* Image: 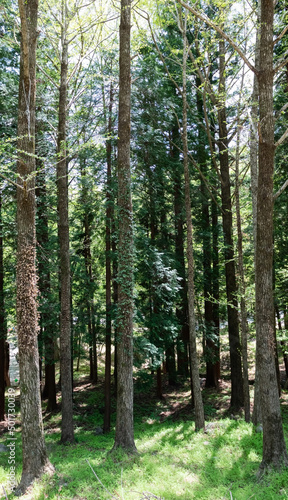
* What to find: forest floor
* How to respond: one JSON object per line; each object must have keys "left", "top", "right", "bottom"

{"left": 1, "top": 357, "right": 288, "bottom": 499}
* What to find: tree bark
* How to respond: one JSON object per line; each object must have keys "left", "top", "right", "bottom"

{"left": 80, "top": 158, "right": 97, "bottom": 384}
{"left": 104, "top": 82, "right": 114, "bottom": 433}
{"left": 195, "top": 77, "right": 218, "bottom": 388}
{"left": 112, "top": 0, "right": 136, "bottom": 452}
{"left": 57, "top": 18, "right": 74, "bottom": 443}
{"left": 251, "top": 0, "right": 262, "bottom": 429}
{"left": 235, "top": 101, "right": 250, "bottom": 423}
{"left": 36, "top": 158, "right": 57, "bottom": 412}
{"left": 218, "top": 39, "right": 243, "bottom": 410}
{"left": 256, "top": 0, "right": 288, "bottom": 470}
{"left": 173, "top": 145, "right": 189, "bottom": 378}
{"left": 182, "top": 15, "right": 205, "bottom": 431}
{"left": 210, "top": 118, "right": 220, "bottom": 386}
{"left": 16, "top": 0, "right": 53, "bottom": 492}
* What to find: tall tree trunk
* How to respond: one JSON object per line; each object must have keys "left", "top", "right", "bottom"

{"left": 104, "top": 82, "right": 114, "bottom": 433}
{"left": 182, "top": 14, "right": 204, "bottom": 430}
{"left": 57, "top": 22, "right": 74, "bottom": 443}
{"left": 195, "top": 77, "right": 217, "bottom": 388}
{"left": 256, "top": 0, "right": 288, "bottom": 469}
{"left": 112, "top": 215, "right": 118, "bottom": 393}
{"left": 36, "top": 162, "right": 57, "bottom": 412}
{"left": 218, "top": 39, "right": 243, "bottom": 410}
{"left": 0, "top": 189, "right": 6, "bottom": 421}
{"left": 16, "top": 0, "right": 53, "bottom": 492}
{"left": 80, "top": 158, "right": 97, "bottom": 384}
{"left": 251, "top": 0, "right": 262, "bottom": 429}
{"left": 235, "top": 76, "right": 250, "bottom": 421}
{"left": 112, "top": 0, "right": 136, "bottom": 452}
{"left": 211, "top": 196, "right": 220, "bottom": 382}
{"left": 173, "top": 137, "right": 189, "bottom": 378}
{"left": 210, "top": 118, "right": 220, "bottom": 385}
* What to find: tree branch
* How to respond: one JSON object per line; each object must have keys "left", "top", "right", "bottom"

{"left": 274, "top": 55, "right": 288, "bottom": 75}
{"left": 37, "top": 64, "right": 59, "bottom": 89}
{"left": 274, "top": 24, "right": 288, "bottom": 45}
{"left": 275, "top": 127, "right": 288, "bottom": 147}
{"left": 176, "top": 0, "right": 257, "bottom": 75}
{"left": 274, "top": 179, "right": 288, "bottom": 200}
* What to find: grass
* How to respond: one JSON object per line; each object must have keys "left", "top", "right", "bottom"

{"left": 1, "top": 364, "right": 288, "bottom": 499}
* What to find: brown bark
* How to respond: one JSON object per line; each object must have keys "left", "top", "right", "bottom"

{"left": 16, "top": 0, "right": 53, "bottom": 492}
{"left": 210, "top": 117, "right": 221, "bottom": 385}
{"left": 251, "top": 0, "right": 262, "bottom": 429}
{"left": 80, "top": 159, "right": 97, "bottom": 384}
{"left": 256, "top": 0, "right": 288, "bottom": 470}
{"left": 182, "top": 16, "right": 204, "bottom": 430}
{"left": 104, "top": 82, "right": 114, "bottom": 433}
{"left": 112, "top": 0, "right": 136, "bottom": 452}
{"left": 173, "top": 156, "right": 189, "bottom": 378}
{"left": 218, "top": 40, "right": 243, "bottom": 410}
{"left": 211, "top": 199, "right": 220, "bottom": 375}
{"left": 36, "top": 160, "right": 57, "bottom": 412}
{"left": 112, "top": 217, "right": 118, "bottom": 393}
{"left": 156, "top": 367, "right": 162, "bottom": 399}
{"left": 166, "top": 345, "right": 177, "bottom": 386}
{"left": 235, "top": 100, "right": 250, "bottom": 423}
{"left": 169, "top": 123, "right": 189, "bottom": 378}
{"left": 195, "top": 77, "right": 218, "bottom": 388}
{"left": 57, "top": 23, "right": 74, "bottom": 443}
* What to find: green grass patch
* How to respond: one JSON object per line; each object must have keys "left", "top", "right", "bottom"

{"left": 1, "top": 376, "right": 288, "bottom": 499}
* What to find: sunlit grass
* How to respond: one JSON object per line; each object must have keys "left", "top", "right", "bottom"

{"left": 1, "top": 370, "right": 288, "bottom": 499}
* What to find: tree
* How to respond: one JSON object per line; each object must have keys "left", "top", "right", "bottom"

{"left": 255, "top": 0, "right": 288, "bottom": 470}
{"left": 38, "top": 0, "right": 108, "bottom": 442}
{"left": 177, "top": 0, "right": 288, "bottom": 470}
{"left": 16, "top": 0, "right": 53, "bottom": 491}
{"left": 104, "top": 79, "right": 114, "bottom": 433}
{"left": 56, "top": 4, "right": 74, "bottom": 442}
{"left": 36, "top": 153, "right": 57, "bottom": 412}
{"left": 180, "top": 10, "right": 205, "bottom": 431}
{"left": 112, "top": 0, "right": 137, "bottom": 452}
{"left": 217, "top": 38, "right": 243, "bottom": 409}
